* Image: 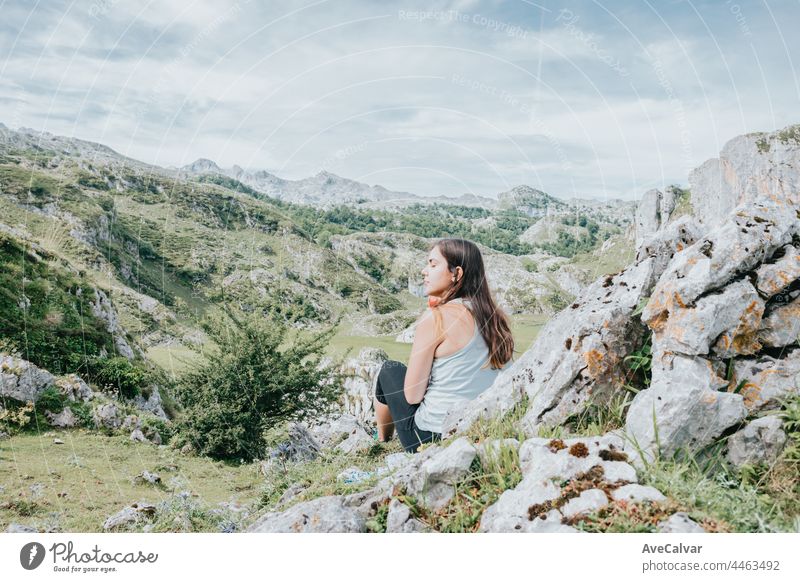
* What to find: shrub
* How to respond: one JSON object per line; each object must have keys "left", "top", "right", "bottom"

{"left": 173, "top": 310, "right": 347, "bottom": 462}
{"left": 87, "top": 357, "right": 147, "bottom": 399}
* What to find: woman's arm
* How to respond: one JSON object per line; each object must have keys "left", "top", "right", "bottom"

{"left": 403, "top": 309, "right": 442, "bottom": 404}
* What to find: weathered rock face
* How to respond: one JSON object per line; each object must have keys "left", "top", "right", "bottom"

{"left": 726, "top": 416, "right": 787, "bottom": 468}
{"left": 642, "top": 200, "right": 798, "bottom": 331}
{"left": 689, "top": 125, "right": 800, "bottom": 231}
{"left": 625, "top": 126, "right": 800, "bottom": 461}
{"left": 635, "top": 187, "right": 679, "bottom": 248}
{"left": 652, "top": 280, "right": 763, "bottom": 356}
{"left": 625, "top": 354, "right": 747, "bottom": 461}
{"left": 246, "top": 496, "right": 366, "bottom": 533}
{"left": 1, "top": 354, "right": 56, "bottom": 403}
{"left": 756, "top": 244, "right": 800, "bottom": 297}
{"left": 93, "top": 403, "right": 122, "bottom": 430}
{"left": 444, "top": 209, "right": 701, "bottom": 438}
{"left": 131, "top": 385, "right": 167, "bottom": 419}
{"left": 404, "top": 437, "right": 477, "bottom": 511}
{"left": 46, "top": 407, "right": 78, "bottom": 428}
{"left": 339, "top": 348, "right": 388, "bottom": 422}
{"left": 730, "top": 350, "right": 800, "bottom": 411}
{"left": 91, "top": 288, "right": 136, "bottom": 360}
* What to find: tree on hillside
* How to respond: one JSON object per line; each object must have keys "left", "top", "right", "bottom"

{"left": 174, "top": 307, "right": 348, "bottom": 462}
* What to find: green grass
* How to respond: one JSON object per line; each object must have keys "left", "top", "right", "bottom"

{"left": 0, "top": 431, "right": 263, "bottom": 532}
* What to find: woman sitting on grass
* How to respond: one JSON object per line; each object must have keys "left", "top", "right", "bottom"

{"left": 373, "top": 238, "right": 515, "bottom": 453}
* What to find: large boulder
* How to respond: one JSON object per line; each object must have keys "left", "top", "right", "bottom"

{"left": 405, "top": 437, "right": 477, "bottom": 511}
{"left": 246, "top": 495, "right": 365, "bottom": 533}
{"left": 1, "top": 354, "right": 56, "bottom": 403}
{"left": 479, "top": 433, "right": 660, "bottom": 532}
{"left": 626, "top": 353, "right": 747, "bottom": 461}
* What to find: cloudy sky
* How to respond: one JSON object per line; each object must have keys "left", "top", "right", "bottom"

{"left": 1, "top": 0, "right": 798, "bottom": 200}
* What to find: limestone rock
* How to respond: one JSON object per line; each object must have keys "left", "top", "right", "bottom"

{"left": 310, "top": 414, "right": 370, "bottom": 451}
{"left": 130, "top": 429, "right": 148, "bottom": 443}
{"left": 658, "top": 512, "right": 705, "bottom": 533}
{"left": 652, "top": 280, "right": 763, "bottom": 356}
{"left": 131, "top": 385, "right": 167, "bottom": 419}
{"left": 756, "top": 244, "right": 800, "bottom": 297}
{"left": 688, "top": 124, "right": 800, "bottom": 231}
{"left": 635, "top": 187, "right": 679, "bottom": 249}
{"left": 385, "top": 498, "right": 429, "bottom": 533}
{"left": 93, "top": 403, "right": 121, "bottom": 430}
{"left": 758, "top": 295, "right": 800, "bottom": 349}
{"left": 91, "top": 288, "right": 135, "bottom": 359}
{"left": 103, "top": 501, "right": 157, "bottom": 531}
{"left": 267, "top": 423, "right": 321, "bottom": 463}
{"left": 626, "top": 353, "right": 747, "bottom": 461}
{"left": 46, "top": 407, "right": 77, "bottom": 428}
{"left": 732, "top": 350, "right": 800, "bottom": 410}
{"left": 643, "top": 199, "right": 798, "bottom": 329}
{"left": 611, "top": 484, "right": 666, "bottom": 503}
{"left": 560, "top": 488, "right": 608, "bottom": 518}
{"left": 726, "top": 416, "right": 787, "bottom": 467}
{"left": 519, "top": 434, "right": 633, "bottom": 484}
{"left": 634, "top": 215, "right": 703, "bottom": 278}
{"left": 334, "top": 425, "right": 374, "bottom": 455}
{"left": 340, "top": 348, "right": 388, "bottom": 422}
{"left": 136, "top": 471, "right": 161, "bottom": 485}
{"left": 0, "top": 354, "right": 55, "bottom": 403}
{"left": 6, "top": 523, "right": 39, "bottom": 533}
{"left": 405, "top": 437, "right": 476, "bottom": 511}
{"left": 54, "top": 374, "right": 93, "bottom": 402}
{"left": 246, "top": 495, "right": 365, "bottom": 533}
{"left": 478, "top": 477, "right": 561, "bottom": 532}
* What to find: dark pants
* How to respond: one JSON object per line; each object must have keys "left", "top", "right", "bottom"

{"left": 374, "top": 360, "right": 441, "bottom": 453}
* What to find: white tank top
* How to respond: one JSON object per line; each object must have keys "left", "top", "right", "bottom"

{"left": 414, "top": 298, "right": 505, "bottom": 433}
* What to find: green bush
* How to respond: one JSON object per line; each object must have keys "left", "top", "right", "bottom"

{"left": 87, "top": 357, "right": 147, "bottom": 399}
{"left": 36, "top": 386, "right": 67, "bottom": 413}
{"left": 173, "top": 310, "right": 346, "bottom": 462}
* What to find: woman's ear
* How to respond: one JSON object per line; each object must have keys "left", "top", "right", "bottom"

{"left": 454, "top": 266, "right": 463, "bottom": 282}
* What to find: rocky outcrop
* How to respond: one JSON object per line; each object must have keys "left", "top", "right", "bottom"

{"left": 624, "top": 124, "right": 800, "bottom": 461}
{"left": 635, "top": 187, "right": 679, "bottom": 248}
{"left": 91, "top": 288, "right": 135, "bottom": 360}
{"left": 1, "top": 354, "right": 56, "bottom": 403}
{"left": 689, "top": 126, "right": 800, "bottom": 230}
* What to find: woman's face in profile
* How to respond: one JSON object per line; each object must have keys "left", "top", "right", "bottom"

{"left": 421, "top": 245, "right": 452, "bottom": 297}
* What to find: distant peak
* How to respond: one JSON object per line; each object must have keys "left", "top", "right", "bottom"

{"left": 183, "top": 158, "right": 221, "bottom": 173}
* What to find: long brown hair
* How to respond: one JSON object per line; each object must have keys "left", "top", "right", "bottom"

{"left": 430, "top": 238, "right": 514, "bottom": 369}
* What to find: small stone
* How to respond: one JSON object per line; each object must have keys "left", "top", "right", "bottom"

{"left": 611, "top": 484, "right": 666, "bottom": 503}
{"left": 658, "top": 512, "right": 705, "bottom": 533}
{"left": 6, "top": 523, "right": 39, "bottom": 533}
{"left": 136, "top": 471, "right": 161, "bottom": 485}
{"left": 53, "top": 438, "right": 64, "bottom": 445}
{"left": 102, "top": 501, "right": 157, "bottom": 531}
{"left": 130, "top": 429, "right": 148, "bottom": 443}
